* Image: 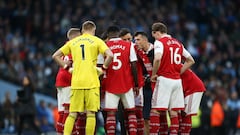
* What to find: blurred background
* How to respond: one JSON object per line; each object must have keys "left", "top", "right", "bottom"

{"left": 0, "top": 0, "right": 240, "bottom": 134}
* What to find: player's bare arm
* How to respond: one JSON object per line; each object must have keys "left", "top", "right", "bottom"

{"left": 151, "top": 52, "right": 162, "bottom": 82}
{"left": 52, "top": 49, "right": 68, "bottom": 69}
{"left": 131, "top": 61, "right": 139, "bottom": 95}
{"left": 103, "top": 49, "right": 113, "bottom": 68}
{"left": 180, "top": 48, "right": 195, "bottom": 74}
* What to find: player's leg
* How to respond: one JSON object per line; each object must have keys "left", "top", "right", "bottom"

{"left": 159, "top": 111, "right": 168, "bottom": 135}
{"left": 62, "top": 86, "right": 81, "bottom": 135}
{"left": 180, "top": 92, "right": 204, "bottom": 135}
{"left": 100, "top": 89, "right": 107, "bottom": 132}
{"left": 74, "top": 112, "right": 86, "bottom": 135}
{"left": 121, "top": 88, "right": 137, "bottom": 135}
{"left": 85, "top": 87, "right": 101, "bottom": 135}
{"left": 150, "top": 77, "right": 170, "bottom": 134}
{"left": 56, "top": 87, "right": 64, "bottom": 135}
{"left": 180, "top": 112, "right": 192, "bottom": 135}
{"left": 169, "top": 79, "right": 185, "bottom": 135}
{"left": 117, "top": 101, "right": 127, "bottom": 135}
{"left": 104, "top": 91, "right": 120, "bottom": 135}
{"left": 143, "top": 84, "right": 152, "bottom": 135}
{"left": 134, "top": 87, "right": 144, "bottom": 135}
{"left": 64, "top": 89, "right": 84, "bottom": 135}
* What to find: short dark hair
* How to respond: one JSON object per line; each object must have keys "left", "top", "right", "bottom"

{"left": 134, "top": 31, "right": 148, "bottom": 38}
{"left": 152, "top": 22, "right": 167, "bottom": 33}
{"left": 100, "top": 31, "right": 108, "bottom": 40}
{"left": 107, "top": 25, "right": 120, "bottom": 34}
{"left": 119, "top": 28, "right": 131, "bottom": 37}
{"left": 107, "top": 25, "right": 120, "bottom": 38}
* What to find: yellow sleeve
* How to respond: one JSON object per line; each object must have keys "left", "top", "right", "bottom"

{"left": 60, "top": 41, "right": 71, "bottom": 55}
{"left": 98, "top": 38, "right": 109, "bottom": 54}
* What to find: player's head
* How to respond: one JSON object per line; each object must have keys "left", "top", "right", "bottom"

{"left": 106, "top": 25, "right": 120, "bottom": 39}
{"left": 119, "top": 28, "right": 132, "bottom": 42}
{"left": 81, "top": 20, "right": 96, "bottom": 35}
{"left": 134, "top": 31, "right": 148, "bottom": 49}
{"left": 101, "top": 31, "right": 108, "bottom": 42}
{"left": 67, "top": 28, "right": 81, "bottom": 40}
{"left": 151, "top": 22, "right": 167, "bottom": 39}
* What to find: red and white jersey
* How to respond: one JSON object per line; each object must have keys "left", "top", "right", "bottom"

{"left": 154, "top": 35, "right": 191, "bottom": 79}
{"left": 136, "top": 43, "right": 155, "bottom": 89}
{"left": 134, "top": 44, "right": 144, "bottom": 88}
{"left": 55, "top": 54, "right": 72, "bottom": 87}
{"left": 136, "top": 43, "right": 154, "bottom": 76}
{"left": 181, "top": 69, "right": 206, "bottom": 97}
{"left": 105, "top": 38, "right": 137, "bottom": 94}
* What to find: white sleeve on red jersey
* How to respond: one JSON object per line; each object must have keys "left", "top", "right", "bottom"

{"left": 130, "top": 42, "right": 137, "bottom": 62}
{"left": 97, "top": 54, "right": 104, "bottom": 64}
{"left": 154, "top": 40, "right": 163, "bottom": 55}
{"left": 182, "top": 47, "right": 191, "bottom": 58}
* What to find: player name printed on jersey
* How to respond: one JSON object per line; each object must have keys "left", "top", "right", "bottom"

{"left": 109, "top": 45, "right": 126, "bottom": 50}
{"left": 166, "top": 39, "right": 181, "bottom": 46}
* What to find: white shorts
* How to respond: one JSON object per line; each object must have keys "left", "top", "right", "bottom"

{"left": 57, "top": 86, "right": 71, "bottom": 111}
{"left": 104, "top": 88, "right": 135, "bottom": 110}
{"left": 135, "top": 87, "right": 143, "bottom": 107}
{"left": 184, "top": 92, "right": 203, "bottom": 116}
{"left": 152, "top": 76, "right": 184, "bottom": 110}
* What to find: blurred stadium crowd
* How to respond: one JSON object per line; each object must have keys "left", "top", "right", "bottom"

{"left": 0, "top": 0, "right": 240, "bottom": 134}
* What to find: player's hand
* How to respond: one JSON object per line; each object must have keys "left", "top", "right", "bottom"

{"left": 151, "top": 74, "right": 158, "bottom": 82}
{"left": 68, "top": 67, "right": 73, "bottom": 73}
{"left": 63, "top": 60, "right": 73, "bottom": 70}
{"left": 133, "top": 86, "right": 139, "bottom": 96}
{"left": 96, "top": 67, "right": 105, "bottom": 76}
{"left": 96, "top": 65, "right": 107, "bottom": 77}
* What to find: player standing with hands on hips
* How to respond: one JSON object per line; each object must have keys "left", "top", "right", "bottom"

{"left": 55, "top": 28, "right": 82, "bottom": 135}
{"left": 52, "top": 21, "right": 113, "bottom": 135}
{"left": 150, "top": 22, "right": 195, "bottom": 135}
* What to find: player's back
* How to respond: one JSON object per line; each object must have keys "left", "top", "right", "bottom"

{"left": 157, "top": 36, "right": 183, "bottom": 79}
{"left": 181, "top": 69, "right": 206, "bottom": 96}
{"left": 105, "top": 38, "right": 133, "bottom": 94}
{"left": 64, "top": 33, "right": 104, "bottom": 89}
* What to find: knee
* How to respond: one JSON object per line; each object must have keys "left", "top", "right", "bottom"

{"left": 86, "top": 111, "right": 96, "bottom": 117}
{"left": 68, "top": 112, "right": 77, "bottom": 119}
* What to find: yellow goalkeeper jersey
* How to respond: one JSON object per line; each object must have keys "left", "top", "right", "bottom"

{"left": 60, "top": 33, "right": 109, "bottom": 89}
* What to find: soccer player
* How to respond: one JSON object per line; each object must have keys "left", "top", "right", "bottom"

{"left": 52, "top": 21, "right": 113, "bottom": 135}
{"left": 55, "top": 28, "right": 80, "bottom": 135}
{"left": 120, "top": 28, "right": 145, "bottom": 135}
{"left": 150, "top": 22, "right": 195, "bottom": 135}
{"left": 119, "top": 28, "right": 133, "bottom": 42}
{"left": 159, "top": 67, "right": 206, "bottom": 135}
{"left": 104, "top": 26, "right": 138, "bottom": 135}
{"left": 134, "top": 31, "right": 154, "bottom": 135}
{"left": 179, "top": 67, "right": 206, "bottom": 135}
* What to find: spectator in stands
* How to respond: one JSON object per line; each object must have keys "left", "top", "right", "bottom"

{"left": 17, "top": 75, "right": 42, "bottom": 135}
{"left": 1, "top": 91, "right": 15, "bottom": 134}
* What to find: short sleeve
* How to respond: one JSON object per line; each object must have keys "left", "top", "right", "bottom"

{"left": 154, "top": 40, "right": 163, "bottom": 55}
{"left": 98, "top": 38, "right": 109, "bottom": 54}
{"left": 60, "top": 41, "right": 71, "bottom": 55}
{"left": 130, "top": 42, "right": 137, "bottom": 62}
